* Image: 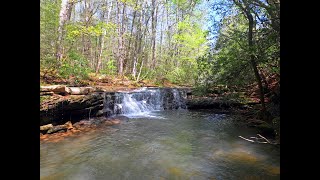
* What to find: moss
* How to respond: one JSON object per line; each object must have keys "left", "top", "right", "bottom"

{"left": 40, "top": 96, "right": 51, "bottom": 103}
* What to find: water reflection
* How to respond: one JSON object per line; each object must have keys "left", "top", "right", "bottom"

{"left": 40, "top": 110, "right": 280, "bottom": 179}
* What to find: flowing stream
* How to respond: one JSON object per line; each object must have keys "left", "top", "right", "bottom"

{"left": 40, "top": 88, "right": 280, "bottom": 180}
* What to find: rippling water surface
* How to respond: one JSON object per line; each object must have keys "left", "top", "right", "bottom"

{"left": 40, "top": 110, "right": 280, "bottom": 180}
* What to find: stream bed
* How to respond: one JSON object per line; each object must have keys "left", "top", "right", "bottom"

{"left": 40, "top": 109, "right": 280, "bottom": 179}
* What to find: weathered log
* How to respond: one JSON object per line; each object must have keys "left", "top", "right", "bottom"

{"left": 40, "top": 85, "right": 71, "bottom": 95}
{"left": 40, "top": 91, "right": 54, "bottom": 96}
{"left": 47, "top": 121, "right": 73, "bottom": 134}
{"left": 239, "top": 134, "right": 278, "bottom": 145}
{"left": 68, "top": 87, "right": 94, "bottom": 95}
{"left": 239, "top": 136, "right": 255, "bottom": 143}
{"left": 257, "top": 134, "right": 272, "bottom": 144}
{"left": 47, "top": 125, "right": 67, "bottom": 134}
{"left": 40, "top": 124, "right": 53, "bottom": 131}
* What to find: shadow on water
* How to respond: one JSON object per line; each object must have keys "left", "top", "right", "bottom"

{"left": 40, "top": 110, "right": 280, "bottom": 180}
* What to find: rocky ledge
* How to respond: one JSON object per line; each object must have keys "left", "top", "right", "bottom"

{"left": 40, "top": 92, "right": 105, "bottom": 126}
{"left": 186, "top": 97, "right": 245, "bottom": 109}
{"left": 40, "top": 118, "right": 121, "bottom": 142}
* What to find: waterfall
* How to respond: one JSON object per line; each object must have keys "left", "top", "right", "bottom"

{"left": 103, "top": 88, "right": 187, "bottom": 117}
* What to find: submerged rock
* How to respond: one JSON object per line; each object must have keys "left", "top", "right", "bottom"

{"left": 247, "top": 119, "right": 274, "bottom": 137}
{"left": 105, "top": 119, "right": 121, "bottom": 126}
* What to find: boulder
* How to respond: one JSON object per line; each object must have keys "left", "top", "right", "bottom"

{"left": 105, "top": 119, "right": 121, "bottom": 126}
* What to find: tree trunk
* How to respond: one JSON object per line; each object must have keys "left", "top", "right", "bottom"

{"left": 95, "top": 2, "right": 108, "bottom": 74}
{"left": 132, "top": 7, "right": 142, "bottom": 79}
{"left": 56, "top": 0, "right": 74, "bottom": 62}
{"left": 246, "top": 5, "right": 266, "bottom": 117}
{"left": 233, "top": 0, "right": 267, "bottom": 119}
{"left": 159, "top": 5, "right": 164, "bottom": 61}
{"left": 40, "top": 85, "right": 71, "bottom": 95}
{"left": 151, "top": 0, "right": 158, "bottom": 69}
{"left": 137, "top": 58, "right": 144, "bottom": 82}
{"left": 117, "top": 1, "right": 125, "bottom": 76}
{"left": 96, "top": 30, "right": 106, "bottom": 73}
{"left": 126, "top": 0, "right": 138, "bottom": 74}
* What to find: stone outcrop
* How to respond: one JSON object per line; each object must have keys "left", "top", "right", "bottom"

{"left": 40, "top": 92, "right": 104, "bottom": 126}
{"left": 186, "top": 97, "right": 243, "bottom": 109}
{"left": 40, "top": 88, "right": 190, "bottom": 126}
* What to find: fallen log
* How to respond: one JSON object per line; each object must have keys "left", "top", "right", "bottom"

{"left": 40, "top": 124, "right": 53, "bottom": 131}
{"left": 40, "top": 91, "right": 54, "bottom": 96}
{"left": 239, "top": 134, "right": 278, "bottom": 145}
{"left": 68, "top": 87, "right": 94, "bottom": 95}
{"left": 40, "top": 85, "right": 70, "bottom": 95}
{"left": 257, "top": 134, "right": 272, "bottom": 144}
{"left": 47, "top": 121, "right": 73, "bottom": 134}
{"left": 239, "top": 136, "right": 255, "bottom": 143}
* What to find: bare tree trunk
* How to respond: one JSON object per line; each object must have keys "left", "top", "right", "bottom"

{"left": 126, "top": 0, "right": 138, "bottom": 74}
{"left": 117, "top": 1, "right": 125, "bottom": 76}
{"left": 133, "top": 0, "right": 150, "bottom": 78}
{"left": 159, "top": 4, "right": 164, "bottom": 61}
{"left": 56, "top": 0, "right": 75, "bottom": 62}
{"left": 233, "top": 0, "right": 267, "bottom": 119}
{"left": 82, "top": 0, "right": 91, "bottom": 65}
{"left": 151, "top": 0, "right": 158, "bottom": 69}
{"left": 106, "top": 0, "right": 113, "bottom": 23}
{"left": 132, "top": 3, "right": 143, "bottom": 79}
{"left": 96, "top": 28, "right": 105, "bottom": 73}
{"left": 166, "top": 1, "right": 171, "bottom": 65}
{"left": 122, "top": 3, "right": 129, "bottom": 75}
{"left": 95, "top": 0, "right": 112, "bottom": 74}
{"left": 137, "top": 58, "right": 144, "bottom": 82}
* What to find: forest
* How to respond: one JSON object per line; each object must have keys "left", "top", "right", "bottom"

{"left": 40, "top": 0, "right": 280, "bottom": 178}
{"left": 41, "top": 0, "right": 279, "bottom": 122}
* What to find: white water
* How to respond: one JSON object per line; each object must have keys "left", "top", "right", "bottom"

{"left": 114, "top": 88, "right": 185, "bottom": 118}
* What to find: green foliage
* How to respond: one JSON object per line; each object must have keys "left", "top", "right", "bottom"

{"left": 166, "top": 67, "right": 187, "bottom": 84}
{"left": 196, "top": 9, "right": 279, "bottom": 88}
{"left": 59, "top": 50, "right": 92, "bottom": 80}
{"left": 173, "top": 16, "right": 209, "bottom": 64}
{"left": 40, "top": 0, "right": 60, "bottom": 70}
{"left": 171, "top": 0, "right": 201, "bottom": 11}
{"left": 100, "top": 58, "right": 117, "bottom": 75}
{"left": 198, "top": 1, "right": 280, "bottom": 90}
{"left": 40, "top": 96, "right": 51, "bottom": 104}
{"left": 192, "top": 85, "right": 210, "bottom": 96}
{"left": 161, "top": 16, "right": 209, "bottom": 85}
{"left": 66, "top": 22, "right": 117, "bottom": 42}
